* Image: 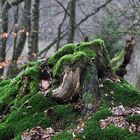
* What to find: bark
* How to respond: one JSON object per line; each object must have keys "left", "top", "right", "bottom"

{"left": 81, "top": 60, "right": 99, "bottom": 113}
{"left": 116, "top": 37, "right": 136, "bottom": 77}
{"left": 91, "top": 43, "right": 111, "bottom": 78}
{"left": 13, "top": 5, "right": 19, "bottom": 56}
{"left": 28, "top": 0, "right": 40, "bottom": 60}
{"left": 67, "top": 0, "right": 76, "bottom": 43}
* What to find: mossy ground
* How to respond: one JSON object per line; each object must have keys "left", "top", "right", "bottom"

{"left": 0, "top": 39, "right": 140, "bottom": 140}
{"left": 53, "top": 80, "right": 140, "bottom": 140}
{"left": 0, "top": 61, "right": 80, "bottom": 140}
{"left": 1, "top": 68, "right": 139, "bottom": 140}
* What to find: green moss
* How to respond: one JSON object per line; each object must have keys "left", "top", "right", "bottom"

{"left": 0, "top": 79, "right": 11, "bottom": 87}
{"left": 0, "top": 77, "right": 21, "bottom": 114}
{"left": 53, "top": 51, "right": 88, "bottom": 76}
{"left": 101, "top": 125, "right": 139, "bottom": 140}
{"left": 103, "top": 81, "right": 140, "bottom": 106}
{"left": 0, "top": 61, "right": 46, "bottom": 139}
{"left": 83, "top": 92, "right": 93, "bottom": 103}
{"left": 0, "top": 39, "right": 140, "bottom": 140}
{"left": 90, "top": 39, "right": 105, "bottom": 46}
{"left": 75, "top": 39, "right": 105, "bottom": 52}
{"left": 126, "top": 114, "right": 140, "bottom": 124}
{"left": 0, "top": 93, "right": 54, "bottom": 139}
{"left": 0, "top": 124, "right": 15, "bottom": 140}
{"left": 48, "top": 44, "right": 76, "bottom": 66}
{"left": 55, "top": 104, "right": 78, "bottom": 127}
{"left": 24, "top": 65, "right": 39, "bottom": 76}
{"left": 111, "top": 50, "right": 125, "bottom": 66}
{"left": 49, "top": 39, "right": 104, "bottom": 76}
{"left": 82, "top": 104, "right": 140, "bottom": 140}
{"left": 53, "top": 131, "right": 73, "bottom": 140}
{"left": 83, "top": 106, "right": 111, "bottom": 140}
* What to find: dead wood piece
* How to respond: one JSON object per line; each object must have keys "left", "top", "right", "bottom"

{"left": 52, "top": 67, "right": 80, "bottom": 101}
{"left": 116, "top": 37, "right": 136, "bottom": 77}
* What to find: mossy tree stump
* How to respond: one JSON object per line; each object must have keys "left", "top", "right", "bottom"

{"left": 48, "top": 39, "right": 111, "bottom": 113}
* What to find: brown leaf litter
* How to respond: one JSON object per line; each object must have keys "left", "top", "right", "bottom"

{"left": 22, "top": 127, "right": 55, "bottom": 140}
{"left": 100, "top": 105, "right": 140, "bottom": 133}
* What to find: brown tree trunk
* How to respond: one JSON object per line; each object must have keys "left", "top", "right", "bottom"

{"left": 8, "top": 0, "right": 31, "bottom": 77}
{"left": 67, "top": 0, "right": 76, "bottom": 43}
{"left": 28, "top": 0, "right": 40, "bottom": 61}
{"left": 12, "top": 0, "right": 31, "bottom": 61}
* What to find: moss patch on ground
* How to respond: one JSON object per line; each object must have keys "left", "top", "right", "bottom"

{"left": 0, "top": 61, "right": 80, "bottom": 140}
{"left": 53, "top": 80, "right": 140, "bottom": 140}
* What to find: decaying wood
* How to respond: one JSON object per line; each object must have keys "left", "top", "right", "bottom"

{"left": 81, "top": 60, "right": 99, "bottom": 113}
{"left": 116, "top": 37, "right": 136, "bottom": 77}
{"left": 52, "top": 66, "right": 80, "bottom": 101}
{"left": 51, "top": 41, "right": 111, "bottom": 104}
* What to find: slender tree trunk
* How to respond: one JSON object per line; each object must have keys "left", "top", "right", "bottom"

{"left": 12, "top": 0, "right": 31, "bottom": 62}
{"left": 67, "top": 0, "right": 76, "bottom": 43}
{"left": 13, "top": 5, "right": 19, "bottom": 55}
{"left": 28, "top": 0, "right": 40, "bottom": 61}
{"left": 7, "top": 0, "right": 31, "bottom": 77}
{"left": 56, "top": 12, "right": 67, "bottom": 51}
{"left": 0, "top": 0, "right": 9, "bottom": 76}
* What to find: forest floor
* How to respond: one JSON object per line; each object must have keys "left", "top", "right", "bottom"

{"left": 0, "top": 60, "right": 140, "bottom": 140}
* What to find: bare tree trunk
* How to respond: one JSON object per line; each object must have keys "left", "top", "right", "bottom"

{"left": 67, "top": 0, "right": 76, "bottom": 43}
{"left": 13, "top": 5, "right": 19, "bottom": 59}
{"left": 56, "top": 11, "right": 67, "bottom": 51}
{"left": 0, "top": 0, "right": 9, "bottom": 76}
{"left": 28, "top": 0, "right": 40, "bottom": 61}
{"left": 8, "top": 0, "right": 31, "bottom": 77}
{"left": 12, "top": 0, "right": 31, "bottom": 61}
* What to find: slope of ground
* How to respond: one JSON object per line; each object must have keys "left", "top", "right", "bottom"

{"left": 0, "top": 40, "right": 140, "bottom": 140}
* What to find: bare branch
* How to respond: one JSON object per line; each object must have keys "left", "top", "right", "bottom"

{"left": 77, "top": 0, "right": 113, "bottom": 26}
